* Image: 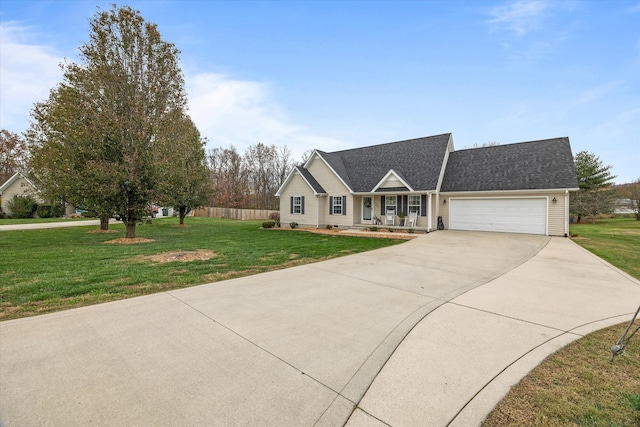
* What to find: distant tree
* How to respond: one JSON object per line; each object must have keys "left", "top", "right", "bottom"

{"left": 0, "top": 130, "right": 29, "bottom": 185}
{"left": 618, "top": 178, "right": 640, "bottom": 220}
{"left": 299, "top": 149, "right": 314, "bottom": 166}
{"left": 208, "top": 146, "right": 250, "bottom": 208}
{"left": 468, "top": 141, "right": 500, "bottom": 148}
{"left": 570, "top": 151, "right": 617, "bottom": 223}
{"left": 27, "top": 5, "right": 188, "bottom": 237}
{"left": 155, "top": 113, "right": 212, "bottom": 225}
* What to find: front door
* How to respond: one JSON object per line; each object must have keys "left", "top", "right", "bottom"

{"left": 362, "top": 196, "right": 372, "bottom": 222}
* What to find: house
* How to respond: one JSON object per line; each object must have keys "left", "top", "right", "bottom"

{"left": 0, "top": 171, "right": 43, "bottom": 216}
{"left": 275, "top": 134, "right": 579, "bottom": 236}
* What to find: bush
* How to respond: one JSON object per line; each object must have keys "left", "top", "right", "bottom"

{"left": 7, "top": 195, "right": 38, "bottom": 218}
{"left": 52, "top": 203, "right": 66, "bottom": 217}
{"left": 326, "top": 224, "right": 333, "bottom": 230}
{"left": 289, "top": 222, "right": 298, "bottom": 229}
{"left": 408, "top": 228, "right": 415, "bottom": 234}
{"left": 269, "top": 212, "right": 281, "bottom": 227}
{"left": 36, "top": 204, "right": 53, "bottom": 218}
{"left": 262, "top": 221, "right": 276, "bottom": 229}
{"left": 387, "top": 228, "right": 394, "bottom": 233}
{"left": 369, "top": 226, "right": 378, "bottom": 232}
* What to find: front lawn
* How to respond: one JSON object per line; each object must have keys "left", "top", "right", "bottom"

{"left": 570, "top": 217, "right": 640, "bottom": 280}
{"left": 0, "top": 217, "right": 403, "bottom": 320}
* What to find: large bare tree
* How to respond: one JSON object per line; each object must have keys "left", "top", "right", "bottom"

{"left": 28, "top": 5, "right": 188, "bottom": 237}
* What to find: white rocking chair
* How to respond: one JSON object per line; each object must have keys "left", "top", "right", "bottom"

{"left": 385, "top": 209, "right": 395, "bottom": 225}
{"left": 406, "top": 211, "right": 418, "bottom": 228}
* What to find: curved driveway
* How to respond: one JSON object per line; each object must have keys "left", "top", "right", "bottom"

{"left": 1, "top": 231, "right": 639, "bottom": 426}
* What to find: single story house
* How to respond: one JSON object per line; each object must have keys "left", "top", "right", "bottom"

{"left": 0, "top": 171, "right": 44, "bottom": 216}
{"left": 275, "top": 133, "right": 579, "bottom": 236}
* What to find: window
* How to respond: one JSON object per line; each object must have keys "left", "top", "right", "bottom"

{"left": 408, "top": 195, "right": 421, "bottom": 214}
{"left": 293, "top": 196, "right": 302, "bottom": 214}
{"left": 385, "top": 195, "right": 397, "bottom": 213}
{"left": 290, "top": 196, "right": 304, "bottom": 214}
{"left": 332, "top": 196, "right": 343, "bottom": 215}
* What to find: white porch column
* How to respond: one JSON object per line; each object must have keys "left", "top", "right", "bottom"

{"left": 564, "top": 190, "right": 569, "bottom": 237}
{"left": 427, "top": 193, "right": 432, "bottom": 233}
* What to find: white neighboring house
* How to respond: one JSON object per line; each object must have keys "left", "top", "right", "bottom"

{"left": 0, "top": 172, "right": 44, "bottom": 217}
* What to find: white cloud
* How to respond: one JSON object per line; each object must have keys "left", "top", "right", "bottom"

{"left": 488, "top": 0, "right": 550, "bottom": 36}
{"left": 186, "top": 72, "right": 345, "bottom": 160}
{"left": 0, "top": 22, "right": 64, "bottom": 132}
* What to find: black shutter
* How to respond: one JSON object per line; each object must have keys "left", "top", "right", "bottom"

{"left": 380, "top": 196, "right": 386, "bottom": 215}
{"left": 301, "top": 196, "right": 305, "bottom": 214}
{"left": 342, "top": 196, "right": 347, "bottom": 215}
{"left": 421, "top": 195, "right": 427, "bottom": 216}
{"left": 329, "top": 196, "right": 333, "bottom": 215}
{"left": 402, "top": 195, "right": 408, "bottom": 215}
{"left": 290, "top": 196, "right": 294, "bottom": 214}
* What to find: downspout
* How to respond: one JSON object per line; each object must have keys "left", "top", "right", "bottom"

{"left": 564, "top": 190, "right": 569, "bottom": 237}
{"left": 317, "top": 195, "right": 320, "bottom": 229}
{"left": 427, "top": 192, "right": 432, "bottom": 233}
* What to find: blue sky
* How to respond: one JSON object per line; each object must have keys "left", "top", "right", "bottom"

{"left": 1, "top": 0, "right": 639, "bottom": 183}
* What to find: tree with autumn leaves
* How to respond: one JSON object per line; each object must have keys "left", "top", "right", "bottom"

{"left": 27, "top": 5, "right": 209, "bottom": 237}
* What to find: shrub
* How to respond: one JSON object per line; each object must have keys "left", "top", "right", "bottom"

{"left": 370, "top": 226, "right": 378, "bottom": 232}
{"left": 326, "top": 224, "right": 333, "bottom": 230}
{"left": 37, "top": 204, "right": 53, "bottom": 218}
{"left": 387, "top": 228, "right": 394, "bottom": 233}
{"left": 269, "top": 212, "right": 281, "bottom": 227}
{"left": 262, "top": 221, "right": 276, "bottom": 229}
{"left": 289, "top": 222, "right": 298, "bottom": 229}
{"left": 7, "top": 195, "right": 38, "bottom": 218}
{"left": 51, "top": 202, "right": 66, "bottom": 217}
{"left": 408, "top": 228, "right": 415, "bottom": 234}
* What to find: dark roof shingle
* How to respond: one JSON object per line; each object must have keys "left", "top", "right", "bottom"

{"left": 319, "top": 134, "right": 451, "bottom": 192}
{"left": 440, "top": 137, "right": 579, "bottom": 192}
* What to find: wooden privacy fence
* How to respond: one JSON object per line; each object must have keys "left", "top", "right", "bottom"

{"left": 193, "top": 207, "right": 278, "bottom": 220}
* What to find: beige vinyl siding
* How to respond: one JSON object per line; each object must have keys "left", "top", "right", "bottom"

{"left": 439, "top": 191, "right": 568, "bottom": 236}
{"left": 308, "top": 156, "right": 353, "bottom": 227}
{"left": 548, "top": 191, "right": 568, "bottom": 236}
{"left": 1, "top": 176, "right": 41, "bottom": 215}
{"left": 279, "top": 173, "right": 318, "bottom": 227}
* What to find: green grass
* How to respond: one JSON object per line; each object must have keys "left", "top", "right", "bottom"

{"left": 484, "top": 217, "right": 640, "bottom": 426}
{"left": 0, "top": 217, "right": 403, "bottom": 320}
{"left": 570, "top": 217, "right": 640, "bottom": 280}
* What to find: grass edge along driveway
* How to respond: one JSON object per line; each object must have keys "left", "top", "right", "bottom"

{"left": 0, "top": 217, "right": 403, "bottom": 320}
{"left": 484, "top": 217, "right": 640, "bottom": 426}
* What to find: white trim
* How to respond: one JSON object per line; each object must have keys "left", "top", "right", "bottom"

{"left": 435, "top": 135, "right": 454, "bottom": 192}
{"left": 564, "top": 190, "right": 570, "bottom": 237}
{"left": 440, "top": 188, "right": 579, "bottom": 196}
{"left": 361, "top": 196, "right": 373, "bottom": 223}
{"left": 427, "top": 193, "right": 432, "bottom": 232}
{"left": 372, "top": 169, "right": 413, "bottom": 192}
{"left": 0, "top": 171, "right": 38, "bottom": 194}
{"left": 275, "top": 166, "right": 325, "bottom": 197}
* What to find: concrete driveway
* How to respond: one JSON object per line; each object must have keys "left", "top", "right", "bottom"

{"left": 1, "top": 231, "right": 639, "bottom": 426}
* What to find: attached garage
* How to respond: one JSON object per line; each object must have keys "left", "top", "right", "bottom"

{"left": 449, "top": 198, "right": 547, "bottom": 235}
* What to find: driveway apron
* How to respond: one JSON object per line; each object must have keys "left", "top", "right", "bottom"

{"left": 1, "top": 231, "right": 639, "bottom": 426}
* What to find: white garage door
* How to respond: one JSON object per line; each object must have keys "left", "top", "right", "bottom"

{"left": 449, "top": 198, "right": 547, "bottom": 235}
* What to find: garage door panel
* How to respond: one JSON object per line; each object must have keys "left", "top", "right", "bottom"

{"left": 450, "top": 198, "right": 546, "bottom": 235}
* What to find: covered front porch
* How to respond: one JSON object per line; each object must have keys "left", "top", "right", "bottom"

{"left": 351, "top": 193, "right": 439, "bottom": 232}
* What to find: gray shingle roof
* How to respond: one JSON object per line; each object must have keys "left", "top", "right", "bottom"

{"left": 440, "top": 137, "right": 579, "bottom": 192}
{"left": 295, "top": 166, "right": 326, "bottom": 194}
{"left": 318, "top": 134, "right": 451, "bottom": 192}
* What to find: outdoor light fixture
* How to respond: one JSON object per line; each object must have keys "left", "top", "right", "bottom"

{"left": 552, "top": 197, "right": 557, "bottom": 203}
{"left": 443, "top": 199, "right": 447, "bottom": 204}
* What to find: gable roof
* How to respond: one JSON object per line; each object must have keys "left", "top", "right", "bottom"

{"left": 275, "top": 165, "right": 326, "bottom": 196}
{"left": 0, "top": 171, "right": 37, "bottom": 194}
{"left": 440, "top": 137, "right": 579, "bottom": 192}
{"left": 316, "top": 133, "right": 451, "bottom": 193}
